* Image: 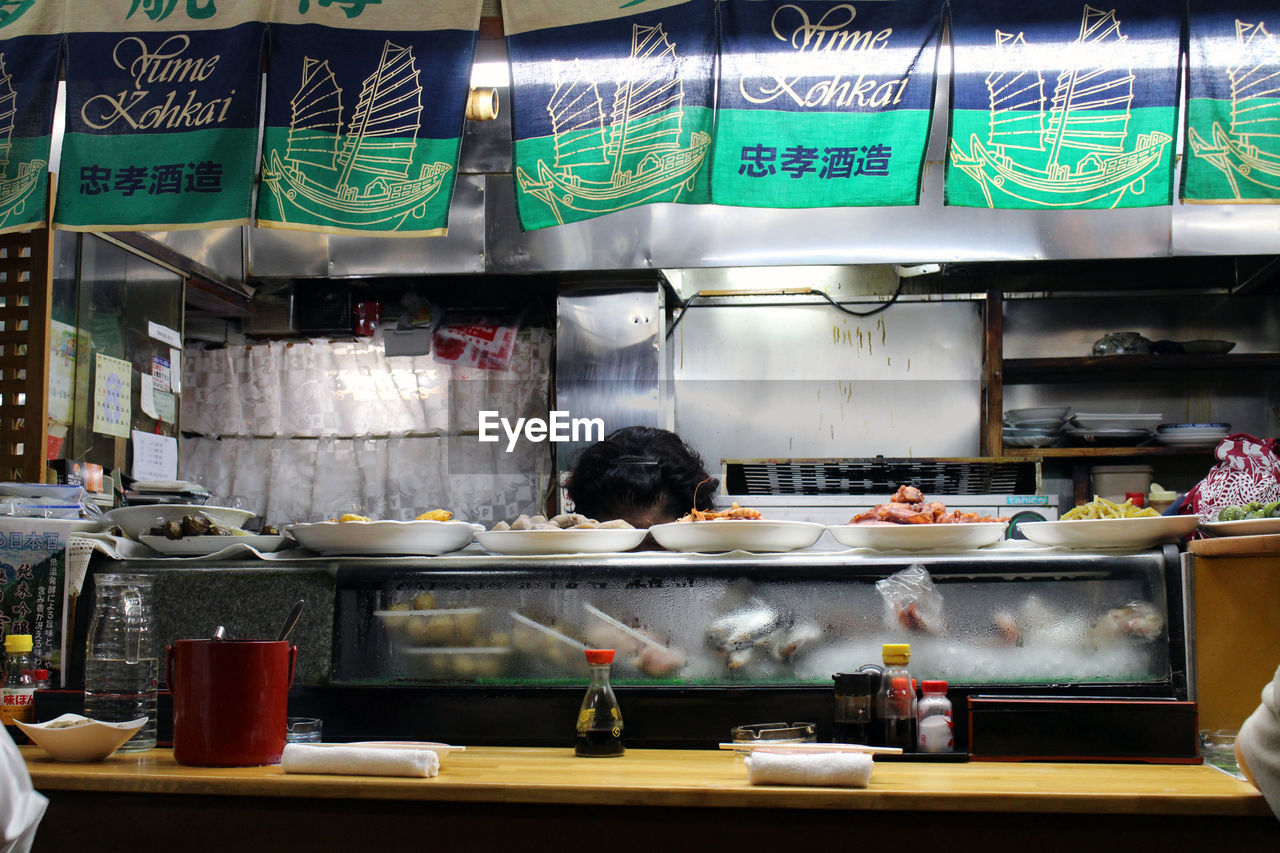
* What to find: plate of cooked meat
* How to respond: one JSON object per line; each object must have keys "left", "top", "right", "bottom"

{"left": 826, "top": 486, "right": 1009, "bottom": 551}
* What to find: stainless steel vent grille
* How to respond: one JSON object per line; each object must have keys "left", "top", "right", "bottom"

{"left": 723, "top": 458, "right": 1038, "bottom": 496}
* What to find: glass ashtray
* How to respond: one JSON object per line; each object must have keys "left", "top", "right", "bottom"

{"left": 730, "top": 721, "right": 817, "bottom": 745}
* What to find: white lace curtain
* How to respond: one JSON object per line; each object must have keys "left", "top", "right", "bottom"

{"left": 179, "top": 328, "right": 552, "bottom": 526}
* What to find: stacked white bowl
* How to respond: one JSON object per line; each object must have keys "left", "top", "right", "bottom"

{"left": 1002, "top": 406, "right": 1072, "bottom": 448}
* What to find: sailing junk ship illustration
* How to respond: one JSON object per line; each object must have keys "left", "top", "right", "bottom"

{"left": 1188, "top": 20, "right": 1280, "bottom": 196}
{"left": 0, "top": 54, "right": 46, "bottom": 228}
{"left": 515, "top": 23, "right": 711, "bottom": 225}
{"left": 262, "top": 41, "right": 450, "bottom": 229}
{"left": 950, "top": 6, "right": 1172, "bottom": 208}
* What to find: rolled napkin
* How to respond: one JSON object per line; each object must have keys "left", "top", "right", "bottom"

{"left": 744, "top": 751, "right": 874, "bottom": 788}
{"left": 281, "top": 743, "right": 440, "bottom": 778}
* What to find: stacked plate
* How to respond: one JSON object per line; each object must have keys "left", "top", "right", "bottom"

{"left": 1155, "top": 423, "right": 1231, "bottom": 448}
{"left": 1062, "top": 412, "right": 1162, "bottom": 445}
{"left": 1002, "top": 406, "right": 1071, "bottom": 448}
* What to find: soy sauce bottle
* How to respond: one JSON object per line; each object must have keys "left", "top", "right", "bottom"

{"left": 878, "top": 643, "right": 917, "bottom": 751}
{"left": 575, "top": 649, "right": 624, "bottom": 757}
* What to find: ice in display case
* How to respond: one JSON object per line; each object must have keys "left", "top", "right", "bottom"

{"left": 332, "top": 546, "right": 1185, "bottom": 697}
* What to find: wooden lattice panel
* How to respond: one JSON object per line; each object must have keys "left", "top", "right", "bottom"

{"left": 0, "top": 229, "right": 52, "bottom": 483}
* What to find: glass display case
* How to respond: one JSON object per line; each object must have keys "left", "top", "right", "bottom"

{"left": 333, "top": 546, "right": 1186, "bottom": 697}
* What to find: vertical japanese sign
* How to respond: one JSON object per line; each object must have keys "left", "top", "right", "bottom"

{"left": 1185, "top": 1, "right": 1280, "bottom": 203}
{"left": 56, "top": 1, "right": 267, "bottom": 231}
{"left": 0, "top": 519, "right": 73, "bottom": 683}
{"left": 503, "top": 0, "right": 715, "bottom": 230}
{"left": 947, "top": 0, "right": 1181, "bottom": 210}
{"left": 0, "top": 0, "right": 60, "bottom": 233}
{"left": 713, "top": 0, "right": 942, "bottom": 209}
{"left": 258, "top": 0, "right": 482, "bottom": 237}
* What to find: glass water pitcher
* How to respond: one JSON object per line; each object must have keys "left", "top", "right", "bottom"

{"left": 84, "top": 573, "right": 158, "bottom": 750}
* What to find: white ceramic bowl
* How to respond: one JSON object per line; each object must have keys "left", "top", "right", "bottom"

{"left": 105, "top": 504, "right": 255, "bottom": 541}
{"left": 16, "top": 714, "right": 146, "bottom": 761}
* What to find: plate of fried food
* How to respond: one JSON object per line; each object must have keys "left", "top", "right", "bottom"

{"left": 1017, "top": 497, "right": 1198, "bottom": 550}
{"left": 475, "top": 513, "right": 645, "bottom": 555}
{"left": 648, "top": 504, "right": 825, "bottom": 553}
{"left": 826, "top": 485, "right": 1009, "bottom": 551}
{"left": 287, "top": 509, "right": 481, "bottom": 556}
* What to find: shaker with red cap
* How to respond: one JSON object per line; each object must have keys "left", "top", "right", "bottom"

{"left": 576, "top": 648, "right": 624, "bottom": 757}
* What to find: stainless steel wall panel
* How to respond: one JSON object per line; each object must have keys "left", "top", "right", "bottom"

{"left": 671, "top": 302, "right": 983, "bottom": 468}
{"left": 247, "top": 176, "right": 487, "bottom": 278}
{"left": 555, "top": 285, "right": 665, "bottom": 471}
{"left": 1172, "top": 201, "right": 1280, "bottom": 256}
{"left": 248, "top": 226, "right": 332, "bottom": 278}
{"left": 329, "top": 176, "right": 486, "bottom": 276}
{"left": 142, "top": 227, "right": 246, "bottom": 282}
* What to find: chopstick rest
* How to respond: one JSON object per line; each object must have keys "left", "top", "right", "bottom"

{"left": 744, "top": 751, "right": 874, "bottom": 788}
{"left": 281, "top": 743, "right": 440, "bottom": 778}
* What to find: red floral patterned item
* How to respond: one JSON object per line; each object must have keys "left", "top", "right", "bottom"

{"left": 1182, "top": 433, "right": 1280, "bottom": 522}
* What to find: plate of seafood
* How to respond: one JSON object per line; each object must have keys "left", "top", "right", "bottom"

{"left": 476, "top": 513, "right": 645, "bottom": 555}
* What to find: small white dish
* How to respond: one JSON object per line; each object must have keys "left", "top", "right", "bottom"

{"left": 106, "top": 504, "right": 254, "bottom": 541}
{"left": 16, "top": 713, "right": 146, "bottom": 761}
{"left": 138, "top": 534, "right": 290, "bottom": 556}
{"left": 474, "top": 527, "right": 646, "bottom": 555}
{"left": 648, "top": 519, "right": 825, "bottom": 553}
{"left": 827, "top": 521, "right": 1008, "bottom": 551}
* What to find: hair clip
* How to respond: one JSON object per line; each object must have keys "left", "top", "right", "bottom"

{"left": 614, "top": 455, "right": 658, "bottom": 466}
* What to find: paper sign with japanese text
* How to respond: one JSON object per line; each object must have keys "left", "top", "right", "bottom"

{"left": 92, "top": 352, "right": 132, "bottom": 438}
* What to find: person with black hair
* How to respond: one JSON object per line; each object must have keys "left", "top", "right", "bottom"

{"left": 566, "top": 426, "right": 717, "bottom": 528}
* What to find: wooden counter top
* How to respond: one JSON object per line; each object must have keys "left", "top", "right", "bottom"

{"left": 22, "top": 745, "right": 1270, "bottom": 817}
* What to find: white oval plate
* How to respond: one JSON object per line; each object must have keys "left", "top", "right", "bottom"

{"left": 287, "top": 520, "right": 480, "bottom": 556}
{"left": 16, "top": 713, "right": 147, "bottom": 762}
{"left": 139, "top": 534, "right": 290, "bottom": 556}
{"left": 474, "top": 527, "right": 646, "bottom": 555}
{"left": 827, "top": 521, "right": 1008, "bottom": 551}
{"left": 648, "top": 519, "right": 825, "bottom": 553}
{"left": 1018, "top": 515, "right": 1198, "bottom": 550}
{"left": 1201, "top": 517, "right": 1280, "bottom": 537}
{"left": 106, "top": 504, "right": 255, "bottom": 541}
